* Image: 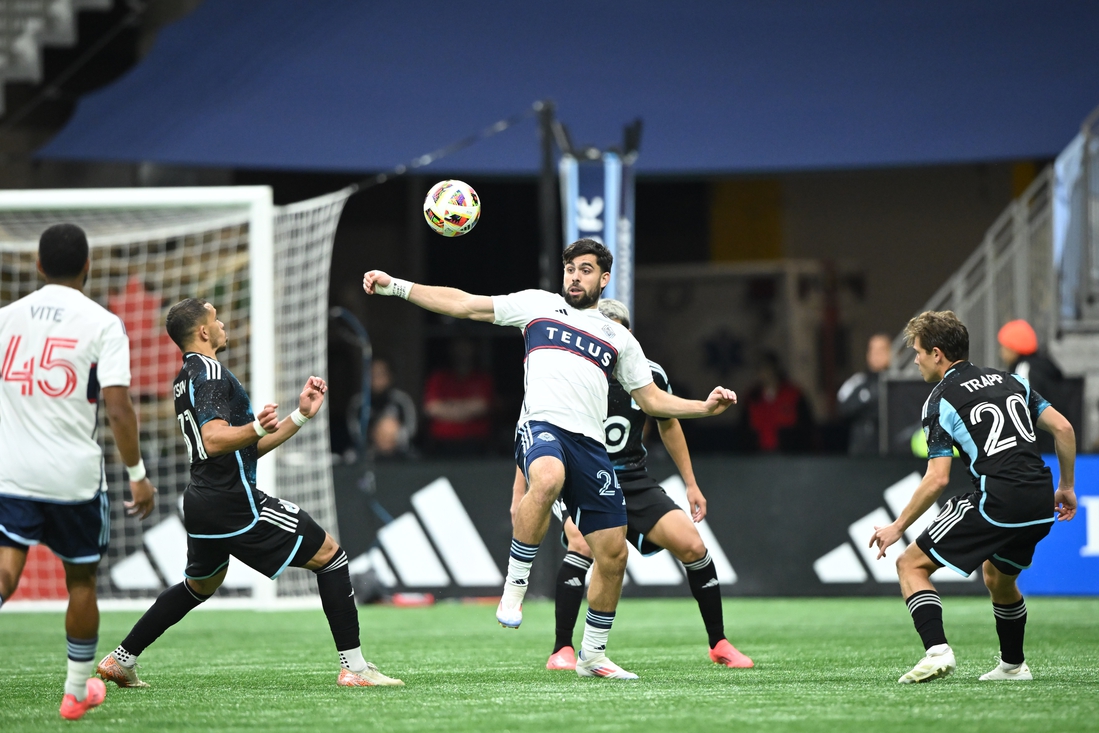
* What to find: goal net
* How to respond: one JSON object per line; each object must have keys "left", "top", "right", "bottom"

{"left": 0, "top": 186, "right": 352, "bottom": 605}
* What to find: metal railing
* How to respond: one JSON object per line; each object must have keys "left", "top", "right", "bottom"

{"left": 888, "top": 167, "right": 1056, "bottom": 376}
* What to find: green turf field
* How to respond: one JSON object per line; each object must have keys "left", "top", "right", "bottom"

{"left": 2, "top": 597, "right": 1097, "bottom": 732}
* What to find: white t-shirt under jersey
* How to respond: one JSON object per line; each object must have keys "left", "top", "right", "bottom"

{"left": 492, "top": 289, "right": 653, "bottom": 443}
{"left": 0, "top": 284, "right": 131, "bottom": 502}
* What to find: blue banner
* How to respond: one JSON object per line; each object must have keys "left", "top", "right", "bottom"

{"left": 559, "top": 152, "right": 635, "bottom": 312}
{"left": 1017, "top": 455, "right": 1099, "bottom": 595}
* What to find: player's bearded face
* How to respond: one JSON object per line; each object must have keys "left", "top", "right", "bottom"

{"left": 561, "top": 257, "right": 606, "bottom": 309}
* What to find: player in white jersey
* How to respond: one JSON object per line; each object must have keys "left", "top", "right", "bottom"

{"left": 0, "top": 224, "right": 157, "bottom": 720}
{"left": 363, "top": 239, "right": 736, "bottom": 679}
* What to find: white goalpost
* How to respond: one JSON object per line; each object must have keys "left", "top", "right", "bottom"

{"left": 0, "top": 186, "right": 352, "bottom": 609}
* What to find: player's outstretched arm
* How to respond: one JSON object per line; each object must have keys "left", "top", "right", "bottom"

{"left": 102, "top": 386, "right": 157, "bottom": 519}
{"left": 631, "top": 382, "right": 736, "bottom": 420}
{"left": 1037, "top": 406, "right": 1077, "bottom": 521}
{"left": 363, "top": 270, "right": 496, "bottom": 322}
{"left": 869, "top": 456, "right": 952, "bottom": 558}
{"left": 257, "top": 377, "right": 328, "bottom": 458}
{"left": 656, "top": 418, "right": 706, "bottom": 521}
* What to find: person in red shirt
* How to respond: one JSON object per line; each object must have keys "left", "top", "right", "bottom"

{"left": 423, "top": 338, "right": 495, "bottom": 456}
{"left": 745, "top": 352, "right": 814, "bottom": 452}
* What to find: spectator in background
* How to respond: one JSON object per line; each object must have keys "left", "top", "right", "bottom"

{"left": 744, "top": 352, "right": 813, "bottom": 452}
{"left": 998, "top": 319, "right": 1065, "bottom": 454}
{"left": 837, "top": 333, "right": 893, "bottom": 455}
{"left": 423, "top": 337, "right": 495, "bottom": 456}
{"left": 368, "top": 358, "right": 417, "bottom": 458}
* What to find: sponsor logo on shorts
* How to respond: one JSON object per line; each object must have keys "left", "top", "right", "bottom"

{"left": 538, "top": 432, "right": 556, "bottom": 442}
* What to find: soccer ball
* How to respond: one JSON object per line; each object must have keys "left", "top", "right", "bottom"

{"left": 423, "top": 180, "right": 480, "bottom": 237}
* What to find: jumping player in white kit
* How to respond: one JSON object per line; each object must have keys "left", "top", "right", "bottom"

{"left": 363, "top": 239, "right": 736, "bottom": 679}
{"left": 0, "top": 224, "right": 157, "bottom": 720}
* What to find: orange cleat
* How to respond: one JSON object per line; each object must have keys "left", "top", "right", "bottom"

{"left": 709, "top": 639, "right": 754, "bottom": 668}
{"left": 97, "top": 653, "right": 149, "bottom": 688}
{"left": 59, "top": 677, "right": 106, "bottom": 720}
{"left": 338, "top": 663, "right": 404, "bottom": 687}
{"left": 546, "top": 646, "right": 577, "bottom": 670}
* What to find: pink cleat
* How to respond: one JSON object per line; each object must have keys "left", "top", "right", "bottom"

{"left": 709, "top": 639, "right": 754, "bottom": 668}
{"left": 546, "top": 646, "right": 577, "bottom": 670}
{"left": 59, "top": 677, "right": 106, "bottom": 720}
{"left": 712, "top": 637, "right": 756, "bottom": 668}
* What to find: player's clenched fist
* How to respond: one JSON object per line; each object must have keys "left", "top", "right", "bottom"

{"left": 703, "top": 386, "right": 737, "bottom": 416}
{"left": 256, "top": 403, "right": 280, "bottom": 433}
{"left": 362, "top": 270, "right": 391, "bottom": 295}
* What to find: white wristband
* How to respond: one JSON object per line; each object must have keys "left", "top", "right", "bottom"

{"left": 376, "top": 277, "right": 413, "bottom": 300}
{"left": 253, "top": 419, "right": 268, "bottom": 437}
{"left": 126, "top": 459, "right": 147, "bottom": 483}
{"left": 290, "top": 408, "right": 309, "bottom": 427}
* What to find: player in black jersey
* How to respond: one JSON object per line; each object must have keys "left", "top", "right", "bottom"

{"left": 510, "top": 299, "right": 753, "bottom": 671}
{"left": 870, "top": 311, "right": 1076, "bottom": 684}
{"left": 97, "top": 299, "right": 403, "bottom": 689}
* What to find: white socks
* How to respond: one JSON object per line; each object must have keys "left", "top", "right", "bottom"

{"left": 338, "top": 646, "right": 368, "bottom": 672}
{"left": 113, "top": 645, "right": 137, "bottom": 668}
{"left": 65, "top": 659, "right": 93, "bottom": 701}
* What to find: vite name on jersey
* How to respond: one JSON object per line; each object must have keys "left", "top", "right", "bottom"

{"left": 524, "top": 318, "right": 618, "bottom": 377}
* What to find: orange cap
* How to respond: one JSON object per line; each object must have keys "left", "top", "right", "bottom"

{"left": 997, "top": 319, "right": 1038, "bottom": 355}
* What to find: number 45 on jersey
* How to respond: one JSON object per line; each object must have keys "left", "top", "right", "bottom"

{"left": 1, "top": 335, "right": 80, "bottom": 397}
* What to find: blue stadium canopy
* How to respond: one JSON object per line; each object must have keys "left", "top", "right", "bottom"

{"left": 38, "top": 0, "right": 1099, "bottom": 174}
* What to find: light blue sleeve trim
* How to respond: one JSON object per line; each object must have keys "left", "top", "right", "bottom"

{"left": 929, "top": 547, "right": 970, "bottom": 577}
{"left": 271, "top": 535, "right": 304, "bottom": 579}
{"left": 936, "top": 398, "right": 977, "bottom": 472}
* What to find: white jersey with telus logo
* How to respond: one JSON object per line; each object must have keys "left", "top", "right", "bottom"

{"left": 0, "top": 284, "right": 131, "bottom": 502}
{"left": 492, "top": 289, "right": 653, "bottom": 443}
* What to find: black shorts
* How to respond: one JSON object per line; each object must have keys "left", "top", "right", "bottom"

{"left": 915, "top": 491, "right": 1054, "bottom": 577}
{"left": 553, "top": 470, "right": 682, "bottom": 556}
{"left": 183, "top": 484, "right": 326, "bottom": 580}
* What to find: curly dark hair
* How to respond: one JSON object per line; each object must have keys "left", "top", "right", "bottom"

{"left": 562, "top": 238, "right": 613, "bottom": 274}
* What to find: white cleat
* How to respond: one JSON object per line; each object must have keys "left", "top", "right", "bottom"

{"left": 496, "top": 580, "right": 526, "bottom": 628}
{"left": 979, "top": 660, "right": 1032, "bottom": 681}
{"left": 898, "top": 644, "right": 956, "bottom": 684}
{"left": 575, "top": 651, "right": 639, "bottom": 680}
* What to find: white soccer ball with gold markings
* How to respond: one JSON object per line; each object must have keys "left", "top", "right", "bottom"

{"left": 423, "top": 180, "right": 480, "bottom": 237}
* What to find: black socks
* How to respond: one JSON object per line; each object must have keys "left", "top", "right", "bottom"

{"left": 553, "top": 552, "right": 592, "bottom": 653}
{"left": 993, "top": 598, "right": 1027, "bottom": 664}
{"left": 314, "top": 548, "right": 359, "bottom": 652}
{"left": 684, "top": 552, "right": 726, "bottom": 649}
{"left": 120, "top": 581, "right": 211, "bottom": 656}
{"left": 905, "top": 590, "right": 948, "bottom": 650}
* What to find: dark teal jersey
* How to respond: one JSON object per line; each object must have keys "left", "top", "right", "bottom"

{"left": 173, "top": 352, "right": 258, "bottom": 493}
